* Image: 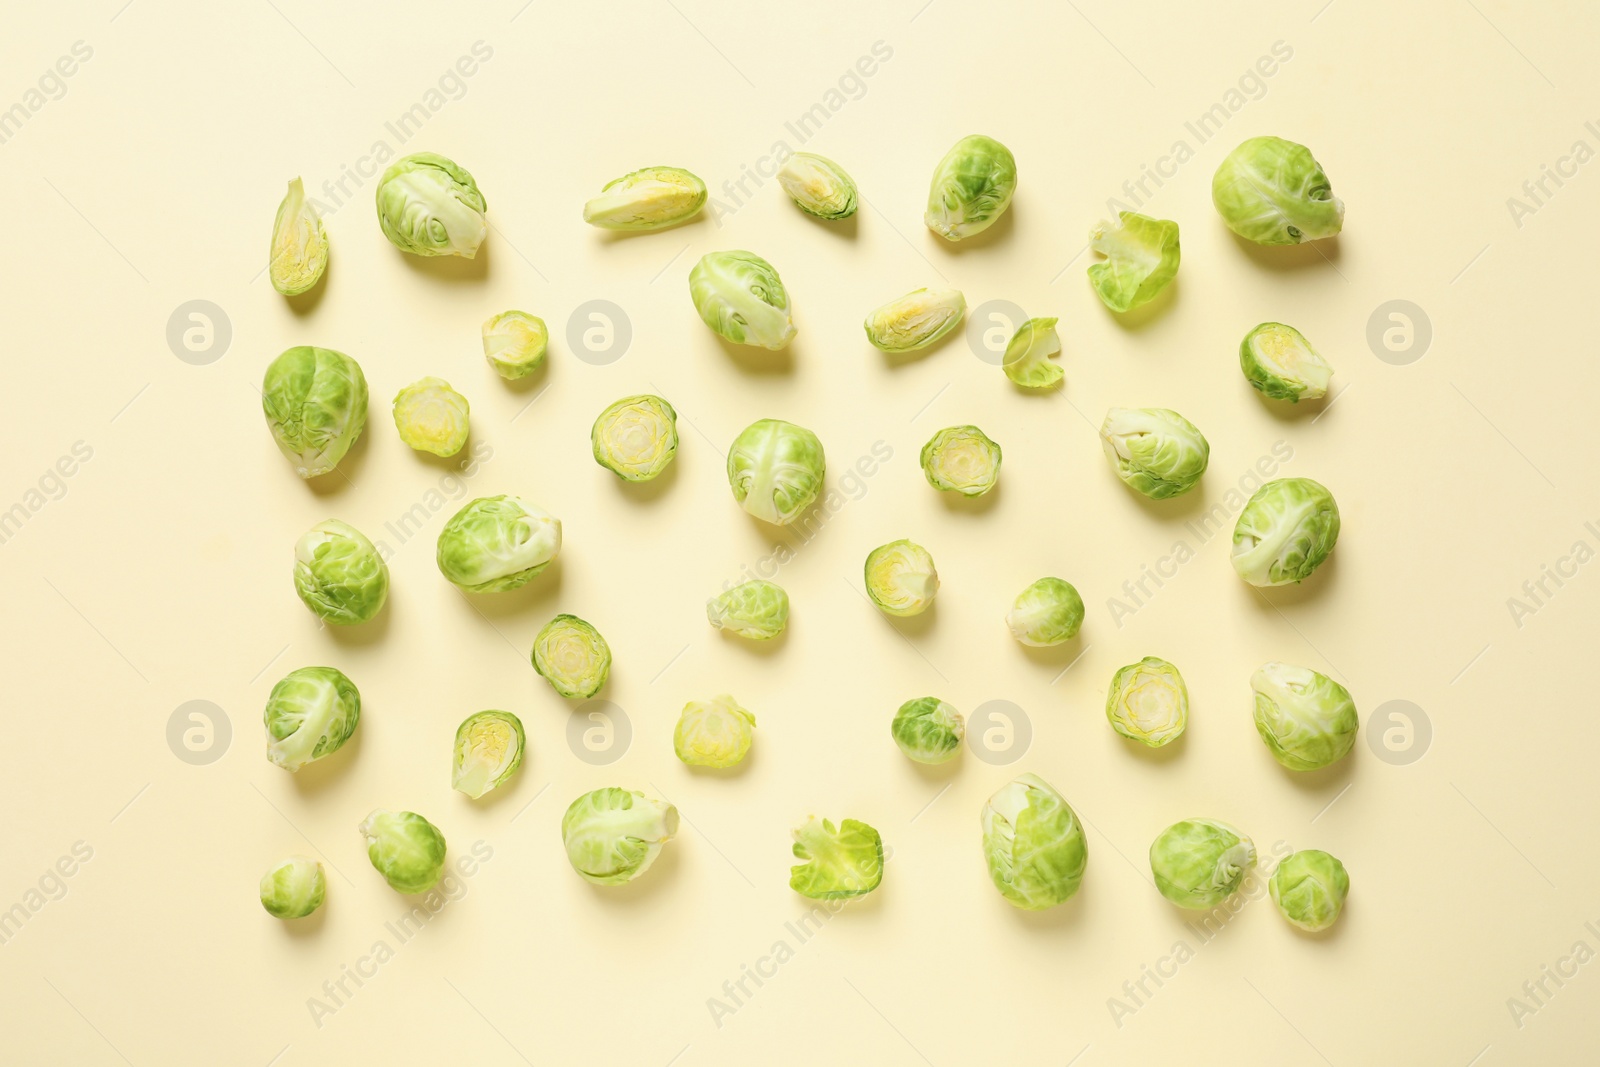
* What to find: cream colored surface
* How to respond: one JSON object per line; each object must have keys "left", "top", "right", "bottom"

{"left": 3, "top": 1, "right": 1598, "bottom": 1064}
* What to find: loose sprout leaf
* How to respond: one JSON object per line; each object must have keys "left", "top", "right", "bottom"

{"left": 1087, "top": 211, "right": 1179, "bottom": 312}
{"left": 789, "top": 817, "right": 883, "bottom": 898}
{"left": 1001, "top": 317, "right": 1063, "bottom": 388}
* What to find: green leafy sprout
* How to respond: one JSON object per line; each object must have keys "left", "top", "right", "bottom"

{"left": 777, "top": 153, "right": 858, "bottom": 219}
{"left": 264, "top": 665, "right": 361, "bottom": 771}
{"left": 921, "top": 425, "right": 1001, "bottom": 497}
{"left": 890, "top": 697, "right": 965, "bottom": 764}
{"left": 674, "top": 695, "right": 757, "bottom": 769}
{"left": 1212, "top": 136, "right": 1343, "bottom": 245}
{"left": 531, "top": 614, "right": 612, "bottom": 699}
{"left": 392, "top": 376, "right": 469, "bottom": 457}
{"left": 1240, "top": 322, "right": 1333, "bottom": 402}
{"left": 689, "top": 250, "right": 796, "bottom": 349}
{"left": 1149, "top": 819, "right": 1255, "bottom": 909}
{"left": 261, "top": 346, "right": 368, "bottom": 479}
{"left": 1002, "top": 317, "right": 1062, "bottom": 388}
{"left": 482, "top": 311, "right": 548, "bottom": 381}
{"left": 1099, "top": 407, "right": 1210, "bottom": 499}
{"left": 706, "top": 580, "right": 789, "bottom": 640}
{"left": 359, "top": 809, "right": 447, "bottom": 894}
{"left": 268, "top": 178, "right": 327, "bottom": 296}
{"left": 924, "top": 134, "right": 1017, "bottom": 241}
{"left": 259, "top": 856, "right": 325, "bottom": 919}
{"left": 562, "top": 787, "right": 679, "bottom": 885}
{"left": 436, "top": 495, "right": 562, "bottom": 592}
{"left": 374, "top": 152, "right": 488, "bottom": 258}
{"left": 1230, "top": 477, "right": 1340, "bottom": 586}
{"left": 583, "top": 166, "right": 707, "bottom": 231}
{"left": 1270, "top": 849, "right": 1350, "bottom": 931}
{"left": 981, "top": 773, "right": 1088, "bottom": 909}
{"left": 451, "top": 710, "right": 526, "bottom": 799}
{"left": 1006, "top": 577, "right": 1083, "bottom": 646}
{"left": 863, "top": 288, "right": 966, "bottom": 353}
{"left": 1250, "top": 661, "right": 1358, "bottom": 770}
{"left": 1105, "top": 657, "right": 1188, "bottom": 748}
{"left": 726, "top": 418, "right": 825, "bottom": 525}
{"left": 292, "top": 520, "right": 388, "bottom": 625}
{"left": 591, "top": 395, "right": 678, "bottom": 482}
{"left": 865, "top": 539, "right": 938, "bottom": 617}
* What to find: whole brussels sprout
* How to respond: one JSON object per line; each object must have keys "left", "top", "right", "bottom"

{"left": 1099, "top": 407, "right": 1209, "bottom": 499}
{"left": 726, "top": 419, "right": 825, "bottom": 524}
{"left": 582, "top": 166, "right": 706, "bottom": 231}
{"left": 259, "top": 856, "right": 325, "bottom": 919}
{"left": 864, "top": 540, "right": 938, "bottom": 617}
{"left": 436, "top": 495, "right": 561, "bottom": 592}
{"left": 261, "top": 346, "right": 368, "bottom": 479}
{"left": 374, "top": 152, "right": 487, "bottom": 258}
{"left": 863, "top": 287, "right": 967, "bottom": 353}
{"left": 674, "top": 695, "right": 756, "bottom": 769}
{"left": 392, "top": 377, "right": 469, "bottom": 458}
{"left": 292, "top": 520, "right": 388, "bottom": 625}
{"left": 924, "top": 134, "right": 1017, "bottom": 241}
{"left": 531, "top": 614, "right": 611, "bottom": 699}
{"left": 777, "top": 153, "right": 858, "bottom": 219}
{"left": 890, "top": 697, "right": 964, "bottom": 764}
{"left": 1212, "top": 136, "right": 1343, "bottom": 245}
{"left": 591, "top": 395, "right": 678, "bottom": 482}
{"left": 1270, "top": 849, "right": 1350, "bottom": 931}
{"left": 920, "top": 425, "right": 1001, "bottom": 497}
{"left": 1231, "top": 478, "right": 1340, "bottom": 586}
{"left": 268, "top": 178, "right": 328, "bottom": 296}
{"left": 981, "top": 773, "right": 1088, "bottom": 909}
{"left": 688, "top": 250, "right": 796, "bottom": 350}
{"left": 1250, "top": 662, "right": 1358, "bottom": 770}
{"left": 1240, "top": 322, "right": 1332, "bottom": 402}
{"left": 1087, "top": 212, "right": 1179, "bottom": 312}
{"left": 481, "top": 310, "right": 549, "bottom": 381}
{"left": 263, "top": 665, "right": 361, "bottom": 771}
{"left": 1006, "top": 577, "right": 1083, "bottom": 646}
{"left": 789, "top": 816, "right": 883, "bottom": 899}
{"left": 451, "top": 710, "right": 526, "bottom": 799}
{"left": 1105, "top": 657, "right": 1187, "bottom": 748}
{"left": 359, "top": 810, "right": 447, "bottom": 894}
{"left": 1149, "top": 819, "right": 1255, "bottom": 908}
{"left": 706, "top": 580, "right": 789, "bottom": 640}
{"left": 1002, "top": 317, "right": 1062, "bottom": 388}
{"left": 562, "top": 787, "right": 679, "bottom": 885}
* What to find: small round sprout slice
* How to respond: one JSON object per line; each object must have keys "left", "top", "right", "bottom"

{"left": 436, "top": 495, "right": 562, "bottom": 592}
{"left": 374, "top": 152, "right": 487, "bottom": 258}
{"left": 863, "top": 287, "right": 966, "bottom": 353}
{"left": 777, "top": 153, "right": 858, "bottom": 219}
{"left": 561, "top": 787, "right": 679, "bottom": 886}
{"left": 864, "top": 540, "right": 938, "bottom": 617}
{"left": 591, "top": 395, "right": 678, "bottom": 482}
{"left": 451, "top": 710, "right": 526, "bottom": 799}
{"left": 1087, "top": 211, "right": 1179, "bottom": 313}
{"left": 674, "top": 695, "right": 756, "bottom": 769}
{"left": 1006, "top": 577, "right": 1083, "bottom": 646}
{"left": 392, "top": 377, "right": 469, "bottom": 457}
{"left": 726, "top": 419, "right": 825, "bottom": 525}
{"left": 1250, "top": 661, "right": 1358, "bottom": 770}
{"left": 583, "top": 166, "right": 706, "bottom": 231}
{"left": 789, "top": 817, "right": 883, "bottom": 899}
{"left": 921, "top": 425, "right": 1001, "bottom": 497}
{"left": 261, "top": 346, "right": 368, "bottom": 479}
{"left": 531, "top": 614, "right": 612, "bottom": 699}
{"left": 981, "top": 773, "right": 1088, "bottom": 909}
{"left": 1100, "top": 407, "right": 1210, "bottom": 499}
{"left": 293, "top": 520, "right": 389, "bottom": 625}
{"left": 1002, "top": 317, "right": 1063, "bottom": 388}
{"left": 1106, "top": 657, "right": 1188, "bottom": 748}
{"left": 924, "top": 134, "right": 1017, "bottom": 241}
{"left": 1212, "top": 136, "right": 1343, "bottom": 245}
{"left": 706, "top": 580, "right": 789, "bottom": 640}
{"left": 1270, "top": 849, "right": 1350, "bottom": 932}
{"left": 268, "top": 178, "right": 328, "bottom": 296}
{"left": 481, "top": 310, "right": 548, "bottom": 380}
{"left": 891, "top": 697, "right": 964, "bottom": 764}
{"left": 264, "top": 666, "right": 361, "bottom": 771}
{"left": 359, "top": 810, "right": 447, "bottom": 894}
{"left": 1240, "top": 322, "right": 1333, "bottom": 402}
{"left": 1231, "top": 478, "right": 1340, "bottom": 586}
{"left": 259, "top": 856, "right": 325, "bottom": 919}
{"left": 1149, "top": 819, "right": 1255, "bottom": 909}
{"left": 688, "top": 250, "right": 796, "bottom": 350}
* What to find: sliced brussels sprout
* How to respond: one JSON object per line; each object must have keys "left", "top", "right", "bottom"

{"left": 1105, "top": 657, "right": 1188, "bottom": 748}
{"left": 531, "top": 614, "right": 611, "bottom": 699}
{"left": 261, "top": 346, "right": 369, "bottom": 479}
{"left": 688, "top": 250, "right": 796, "bottom": 350}
{"left": 1087, "top": 211, "right": 1179, "bottom": 312}
{"left": 726, "top": 418, "right": 825, "bottom": 524}
{"left": 259, "top": 856, "right": 325, "bottom": 919}
{"left": 777, "top": 153, "right": 858, "bottom": 219}
{"left": 706, "top": 580, "right": 789, "bottom": 640}
{"left": 562, "top": 787, "right": 679, "bottom": 885}
{"left": 1212, "top": 136, "right": 1343, "bottom": 245}
{"left": 263, "top": 666, "right": 361, "bottom": 771}
{"left": 1149, "top": 819, "right": 1255, "bottom": 909}
{"left": 1270, "top": 849, "right": 1350, "bottom": 931}
{"left": 1230, "top": 478, "right": 1340, "bottom": 586}
{"left": 451, "top": 710, "right": 526, "bottom": 799}
{"left": 436, "top": 495, "right": 562, "bottom": 592}
{"left": 293, "top": 520, "right": 388, "bottom": 625}
{"left": 582, "top": 166, "right": 706, "bottom": 231}
{"left": 920, "top": 425, "right": 1001, "bottom": 497}
{"left": 1240, "top": 322, "right": 1333, "bottom": 402}
{"left": 374, "top": 152, "right": 487, "bottom": 258}
{"left": 924, "top": 134, "right": 1017, "bottom": 241}
{"left": 862, "top": 287, "right": 966, "bottom": 353}
{"left": 981, "top": 773, "right": 1088, "bottom": 909}
{"left": 1250, "top": 662, "right": 1358, "bottom": 770}
{"left": 1006, "top": 577, "right": 1083, "bottom": 646}
{"left": 482, "top": 310, "right": 548, "bottom": 380}
{"left": 392, "top": 377, "right": 470, "bottom": 457}
{"left": 268, "top": 178, "right": 328, "bottom": 296}
{"left": 1002, "top": 317, "right": 1062, "bottom": 388}
{"left": 789, "top": 816, "right": 883, "bottom": 899}
{"left": 591, "top": 395, "right": 678, "bottom": 482}
{"left": 890, "top": 697, "right": 964, "bottom": 764}
{"left": 864, "top": 540, "right": 938, "bottom": 617}
{"left": 359, "top": 810, "right": 447, "bottom": 894}
{"left": 674, "top": 695, "right": 756, "bottom": 769}
{"left": 1099, "top": 407, "right": 1210, "bottom": 499}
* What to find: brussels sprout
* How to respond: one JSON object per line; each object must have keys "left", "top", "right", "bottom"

{"left": 1099, "top": 407, "right": 1210, "bottom": 499}
{"left": 531, "top": 614, "right": 611, "bottom": 699}
{"left": 1149, "top": 819, "right": 1255, "bottom": 909}
{"left": 726, "top": 419, "right": 825, "bottom": 524}
{"left": 259, "top": 856, "right": 325, "bottom": 919}
{"left": 1006, "top": 577, "right": 1083, "bottom": 646}
{"left": 263, "top": 666, "right": 361, "bottom": 771}
{"left": 1212, "top": 136, "right": 1343, "bottom": 245}
{"left": 981, "top": 773, "right": 1088, "bottom": 910}
{"left": 261, "top": 346, "right": 369, "bottom": 479}
{"left": 582, "top": 166, "right": 707, "bottom": 231}
{"left": 392, "top": 377, "right": 470, "bottom": 458}
{"left": 1002, "top": 317, "right": 1062, "bottom": 388}
{"left": 890, "top": 697, "right": 964, "bottom": 764}
{"left": 482, "top": 310, "right": 548, "bottom": 381}
{"left": 436, "top": 495, "right": 562, "bottom": 592}
{"left": 293, "top": 520, "right": 388, "bottom": 625}
{"left": 451, "top": 710, "right": 526, "bottom": 799}
{"left": 1270, "top": 849, "right": 1349, "bottom": 931}
{"left": 1105, "top": 657, "right": 1188, "bottom": 748}
{"left": 1231, "top": 478, "right": 1340, "bottom": 587}
{"left": 921, "top": 425, "right": 1001, "bottom": 497}
{"left": 359, "top": 810, "right": 447, "bottom": 894}
{"left": 1240, "top": 322, "right": 1332, "bottom": 402}
{"left": 562, "top": 787, "right": 679, "bottom": 885}
{"left": 591, "top": 395, "right": 678, "bottom": 482}
{"left": 674, "top": 695, "right": 756, "bottom": 769}
{"left": 268, "top": 178, "right": 328, "bottom": 296}
{"left": 1087, "top": 212, "right": 1179, "bottom": 313}
{"left": 706, "top": 580, "right": 789, "bottom": 640}
{"left": 789, "top": 816, "right": 883, "bottom": 899}
{"left": 924, "top": 134, "right": 1017, "bottom": 241}
{"left": 688, "top": 250, "right": 796, "bottom": 350}
{"left": 1250, "top": 662, "right": 1358, "bottom": 770}
{"left": 864, "top": 540, "right": 938, "bottom": 617}
{"left": 863, "top": 288, "right": 966, "bottom": 353}
{"left": 374, "top": 152, "right": 487, "bottom": 258}
{"left": 777, "top": 152, "right": 858, "bottom": 219}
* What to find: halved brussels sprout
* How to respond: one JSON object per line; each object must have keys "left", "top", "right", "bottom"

{"left": 1087, "top": 212, "right": 1179, "bottom": 312}
{"left": 789, "top": 816, "right": 883, "bottom": 899}
{"left": 688, "top": 250, "right": 796, "bottom": 350}
{"left": 293, "top": 520, "right": 388, "bottom": 625}
{"left": 1006, "top": 577, "right": 1083, "bottom": 646}
{"left": 1105, "top": 657, "right": 1188, "bottom": 748}
{"left": 1149, "top": 819, "right": 1255, "bottom": 908}
{"left": 264, "top": 666, "right": 361, "bottom": 771}
{"left": 1231, "top": 478, "right": 1340, "bottom": 587}
{"left": 1270, "top": 849, "right": 1349, "bottom": 931}
{"left": 706, "top": 580, "right": 789, "bottom": 640}
{"left": 726, "top": 418, "right": 825, "bottom": 524}
{"left": 1099, "top": 407, "right": 1209, "bottom": 499}
{"left": 392, "top": 377, "right": 470, "bottom": 457}
{"left": 1251, "top": 662, "right": 1358, "bottom": 770}
{"left": 890, "top": 697, "right": 964, "bottom": 764}
{"left": 1002, "top": 317, "right": 1062, "bottom": 388}
{"left": 1240, "top": 322, "right": 1332, "bottom": 402}
{"left": 482, "top": 310, "right": 548, "bottom": 380}
{"left": 863, "top": 287, "right": 966, "bottom": 353}
{"left": 921, "top": 425, "right": 1001, "bottom": 497}
{"left": 436, "top": 495, "right": 562, "bottom": 592}
{"left": 924, "top": 134, "right": 1017, "bottom": 241}
{"left": 582, "top": 166, "right": 706, "bottom": 231}
{"left": 562, "top": 787, "right": 679, "bottom": 885}
{"left": 777, "top": 153, "right": 858, "bottom": 219}
{"left": 591, "top": 395, "right": 678, "bottom": 482}
{"left": 359, "top": 810, "right": 447, "bottom": 894}
{"left": 981, "top": 773, "right": 1087, "bottom": 909}
{"left": 268, "top": 178, "right": 328, "bottom": 296}
{"left": 1212, "top": 136, "right": 1343, "bottom": 245}
{"left": 531, "top": 614, "right": 611, "bottom": 699}
{"left": 451, "top": 710, "right": 526, "bottom": 799}
{"left": 674, "top": 695, "right": 756, "bottom": 769}
{"left": 864, "top": 540, "right": 938, "bottom": 617}
{"left": 259, "top": 856, "right": 325, "bottom": 919}
{"left": 261, "top": 346, "right": 368, "bottom": 479}
{"left": 374, "top": 152, "right": 487, "bottom": 258}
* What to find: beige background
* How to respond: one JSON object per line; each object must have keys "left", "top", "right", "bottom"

{"left": 3, "top": 0, "right": 1598, "bottom": 1063}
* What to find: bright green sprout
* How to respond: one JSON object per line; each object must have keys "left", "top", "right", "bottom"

{"left": 263, "top": 665, "right": 361, "bottom": 771}
{"left": 863, "top": 288, "right": 966, "bottom": 353}
{"left": 268, "top": 178, "right": 328, "bottom": 296}
{"left": 891, "top": 697, "right": 965, "bottom": 765}
{"left": 674, "top": 695, "right": 756, "bottom": 769}
{"left": 1149, "top": 819, "right": 1256, "bottom": 909}
{"left": 777, "top": 153, "right": 858, "bottom": 219}
{"left": 451, "top": 710, "right": 526, "bottom": 799}
{"left": 789, "top": 816, "right": 883, "bottom": 899}
{"left": 531, "top": 614, "right": 611, "bottom": 699}
{"left": 1240, "top": 322, "right": 1333, "bottom": 402}
{"left": 1002, "top": 317, "right": 1062, "bottom": 388}
{"left": 562, "top": 787, "right": 679, "bottom": 886}
{"left": 706, "top": 580, "right": 789, "bottom": 640}
{"left": 259, "top": 856, "right": 325, "bottom": 919}
{"left": 1006, "top": 577, "right": 1083, "bottom": 646}
{"left": 920, "top": 425, "right": 1001, "bottom": 497}
{"left": 293, "top": 520, "right": 388, "bottom": 625}
{"left": 1087, "top": 211, "right": 1179, "bottom": 312}
{"left": 1099, "top": 407, "right": 1210, "bottom": 499}
{"left": 1212, "top": 136, "right": 1343, "bottom": 245}
{"left": 482, "top": 310, "right": 548, "bottom": 380}
{"left": 359, "top": 810, "right": 447, "bottom": 894}
{"left": 582, "top": 166, "right": 706, "bottom": 231}
{"left": 436, "top": 495, "right": 562, "bottom": 592}
{"left": 392, "top": 376, "right": 469, "bottom": 458}
{"left": 591, "top": 395, "right": 678, "bottom": 482}
{"left": 1231, "top": 478, "right": 1340, "bottom": 586}
{"left": 1105, "top": 657, "right": 1188, "bottom": 748}
{"left": 1270, "top": 849, "right": 1350, "bottom": 931}
{"left": 374, "top": 152, "right": 487, "bottom": 258}
{"left": 981, "top": 773, "right": 1088, "bottom": 910}
{"left": 864, "top": 540, "right": 938, "bottom": 617}
{"left": 726, "top": 418, "right": 825, "bottom": 525}
{"left": 261, "top": 346, "right": 368, "bottom": 479}
{"left": 688, "top": 250, "right": 796, "bottom": 350}
{"left": 1250, "top": 661, "right": 1358, "bottom": 770}
{"left": 924, "top": 134, "right": 1017, "bottom": 241}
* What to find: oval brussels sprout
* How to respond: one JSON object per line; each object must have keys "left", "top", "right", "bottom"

{"left": 436, "top": 495, "right": 562, "bottom": 593}
{"left": 259, "top": 856, "right": 325, "bottom": 919}
{"left": 392, "top": 377, "right": 470, "bottom": 458}
{"left": 531, "top": 614, "right": 611, "bottom": 699}
{"left": 864, "top": 539, "right": 938, "bottom": 617}
{"left": 706, "top": 579, "right": 789, "bottom": 640}
{"left": 1099, "top": 407, "right": 1210, "bottom": 499}
{"left": 1150, "top": 819, "right": 1255, "bottom": 908}
{"left": 777, "top": 152, "right": 858, "bottom": 219}
{"left": 863, "top": 287, "right": 966, "bottom": 353}
{"left": 374, "top": 152, "right": 487, "bottom": 258}
{"left": 1087, "top": 212, "right": 1179, "bottom": 313}
{"left": 562, "top": 787, "right": 679, "bottom": 886}
{"left": 1250, "top": 662, "right": 1358, "bottom": 770}
{"left": 268, "top": 177, "right": 328, "bottom": 296}
{"left": 1231, "top": 478, "right": 1340, "bottom": 586}
{"left": 1105, "top": 657, "right": 1188, "bottom": 748}
{"left": 924, "top": 134, "right": 1017, "bottom": 241}
{"left": 981, "top": 773, "right": 1088, "bottom": 910}
{"left": 1002, "top": 317, "right": 1062, "bottom": 388}
{"left": 726, "top": 418, "right": 825, "bottom": 525}
{"left": 261, "top": 346, "right": 369, "bottom": 479}
{"left": 1270, "top": 849, "right": 1350, "bottom": 931}
{"left": 582, "top": 166, "right": 706, "bottom": 231}
{"left": 921, "top": 425, "right": 1001, "bottom": 497}
{"left": 293, "top": 520, "right": 388, "bottom": 625}
{"left": 790, "top": 816, "right": 883, "bottom": 899}
{"left": 688, "top": 250, "right": 796, "bottom": 350}
{"left": 674, "top": 695, "right": 756, "bottom": 769}
{"left": 359, "top": 810, "right": 447, "bottom": 894}
{"left": 263, "top": 665, "right": 361, "bottom": 771}
{"left": 890, "top": 697, "right": 964, "bottom": 765}
{"left": 1006, "top": 577, "right": 1084, "bottom": 646}
{"left": 591, "top": 395, "right": 678, "bottom": 482}
{"left": 1240, "top": 322, "right": 1332, "bottom": 402}
{"left": 481, "top": 310, "right": 548, "bottom": 381}
{"left": 1212, "top": 136, "right": 1343, "bottom": 245}
{"left": 451, "top": 710, "right": 526, "bottom": 799}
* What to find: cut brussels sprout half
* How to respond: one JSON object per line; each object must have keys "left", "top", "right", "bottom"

{"left": 1099, "top": 407, "right": 1209, "bottom": 499}
{"left": 924, "top": 134, "right": 1017, "bottom": 241}
{"left": 436, "top": 495, "right": 561, "bottom": 592}
{"left": 1231, "top": 478, "right": 1340, "bottom": 587}
{"left": 268, "top": 178, "right": 328, "bottom": 296}
{"left": 481, "top": 310, "right": 548, "bottom": 380}
{"left": 1270, "top": 849, "right": 1349, "bottom": 931}
{"left": 359, "top": 810, "right": 447, "bottom": 894}
{"left": 451, "top": 710, "right": 526, "bottom": 799}
{"left": 864, "top": 540, "right": 938, "bottom": 617}
{"left": 1105, "top": 657, "right": 1188, "bottom": 748}
{"left": 777, "top": 153, "right": 858, "bottom": 219}
{"left": 726, "top": 418, "right": 825, "bottom": 525}
{"left": 891, "top": 697, "right": 964, "bottom": 765}
{"left": 1212, "top": 136, "right": 1343, "bottom": 245}
{"left": 259, "top": 856, "right": 325, "bottom": 919}
{"left": 531, "top": 614, "right": 611, "bottom": 699}
{"left": 674, "top": 695, "right": 756, "bottom": 769}
{"left": 264, "top": 666, "right": 361, "bottom": 771}
{"left": 921, "top": 425, "right": 1001, "bottom": 497}
{"left": 261, "top": 346, "right": 369, "bottom": 479}
{"left": 293, "top": 520, "right": 388, "bottom": 625}
{"left": 582, "top": 166, "right": 707, "bottom": 231}
{"left": 1006, "top": 577, "right": 1083, "bottom": 646}
{"left": 392, "top": 377, "right": 469, "bottom": 458}
{"left": 863, "top": 288, "right": 966, "bottom": 353}
{"left": 591, "top": 395, "right": 678, "bottom": 482}
{"left": 1087, "top": 211, "right": 1179, "bottom": 313}
{"left": 688, "top": 250, "right": 796, "bottom": 349}
{"left": 789, "top": 816, "right": 883, "bottom": 899}
{"left": 562, "top": 787, "right": 679, "bottom": 885}
{"left": 1240, "top": 322, "right": 1333, "bottom": 402}
{"left": 1002, "top": 317, "right": 1062, "bottom": 388}
{"left": 374, "top": 152, "right": 487, "bottom": 258}
{"left": 1149, "top": 819, "right": 1255, "bottom": 909}
{"left": 981, "top": 773, "right": 1088, "bottom": 910}
{"left": 1250, "top": 662, "right": 1358, "bottom": 770}
{"left": 706, "top": 580, "right": 789, "bottom": 640}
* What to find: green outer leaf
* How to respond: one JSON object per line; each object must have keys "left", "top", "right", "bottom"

{"left": 531, "top": 614, "right": 612, "bottom": 699}
{"left": 591, "top": 394, "right": 679, "bottom": 482}
{"left": 1104, "top": 657, "right": 1188, "bottom": 748}
{"left": 1099, "top": 407, "right": 1209, "bottom": 499}
{"left": 261, "top": 346, "right": 368, "bottom": 479}
{"left": 706, "top": 580, "right": 789, "bottom": 640}
{"left": 269, "top": 177, "right": 328, "bottom": 296}
{"left": 864, "top": 539, "right": 939, "bottom": 617}
{"left": 1239, "top": 322, "right": 1332, "bottom": 402}
{"left": 777, "top": 153, "right": 858, "bottom": 219}
{"left": 789, "top": 816, "right": 884, "bottom": 898}
{"left": 688, "top": 250, "right": 796, "bottom": 349}
{"left": 259, "top": 856, "right": 326, "bottom": 919}
{"left": 1005, "top": 577, "right": 1084, "bottom": 646}
{"left": 582, "top": 166, "right": 707, "bottom": 231}
{"left": 1230, "top": 477, "right": 1340, "bottom": 586}
{"left": 725, "top": 418, "right": 825, "bottom": 525}
{"left": 436, "top": 495, "right": 562, "bottom": 592}
{"left": 374, "top": 152, "right": 488, "bottom": 258}
{"left": 1211, "top": 136, "right": 1343, "bottom": 245}
{"left": 924, "top": 134, "right": 1017, "bottom": 241}
{"left": 359, "top": 810, "right": 447, "bottom": 894}
{"left": 1270, "top": 849, "right": 1350, "bottom": 931}
{"left": 264, "top": 665, "right": 361, "bottom": 771}
{"left": 1149, "top": 819, "right": 1255, "bottom": 908}
{"left": 561, "top": 787, "right": 679, "bottom": 885}
{"left": 292, "top": 520, "right": 388, "bottom": 625}
{"left": 890, "top": 697, "right": 964, "bottom": 764}
{"left": 1002, "top": 317, "right": 1062, "bottom": 388}
{"left": 481, "top": 310, "right": 548, "bottom": 380}
{"left": 1087, "top": 211, "right": 1179, "bottom": 312}
{"left": 920, "top": 425, "right": 1001, "bottom": 496}
{"left": 451, "top": 710, "right": 526, "bottom": 799}
{"left": 981, "top": 773, "right": 1087, "bottom": 909}
{"left": 1250, "top": 661, "right": 1358, "bottom": 770}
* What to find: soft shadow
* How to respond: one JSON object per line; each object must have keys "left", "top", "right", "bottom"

{"left": 1273, "top": 748, "right": 1357, "bottom": 796}
{"left": 938, "top": 481, "right": 1001, "bottom": 515}
{"left": 398, "top": 240, "right": 491, "bottom": 283}
{"left": 586, "top": 842, "right": 681, "bottom": 905}
{"left": 279, "top": 902, "right": 329, "bottom": 938}
{"left": 933, "top": 201, "right": 1016, "bottom": 253}
{"left": 614, "top": 458, "right": 679, "bottom": 504}
{"left": 500, "top": 357, "right": 550, "bottom": 396}
{"left": 411, "top": 437, "right": 474, "bottom": 474}
{"left": 1007, "top": 884, "right": 1089, "bottom": 931}
{"left": 284, "top": 270, "right": 328, "bottom": 316}
{"left": 906, "top": 754, "right": 961, "bottom": 784}
{"left": 453, "top": 561, "right": 563, "bottom": 620}
{"left": 305, "top": 429, "right": 370, "bottom": 498}
{"left": 795, "top": 210, "right": 858, "bottom": 241}
{"left": 887, "top": 603, "right": 936, "bottom": 639}
{"left": 715, "top": 333, "right": 795, "bottom": 376}
{"left": 1250, "top": 386, "right": 1329, "bottom": 422}
{"left": 1103, "top": 278, "right": 1178, "bottom": 332}
{"left": 1118, "top": 731, "right": 1186, "bottom": 766}
{"left": 715, "top": 625, "right": 789, "bottom": 658}
{"left": 1017, "top": 637, "right": 1085, "bottom": 673}
{"left": 326, "top": 602, "right": 392, "bottom": 647}
{"left": 1122, "top": 482, "right": 1210, "bottom": 524}
{"left": 1239, "top": 554, "right": 1339, "bottom": 609}
{"left": 1228, "top": 230, "right": 1341, "bottom": 271}
{"left": 289, "top": 728, "right": 363, "bottom": 798}
{"left": 594, "top": 215, "right": 708, "bottom": 243}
